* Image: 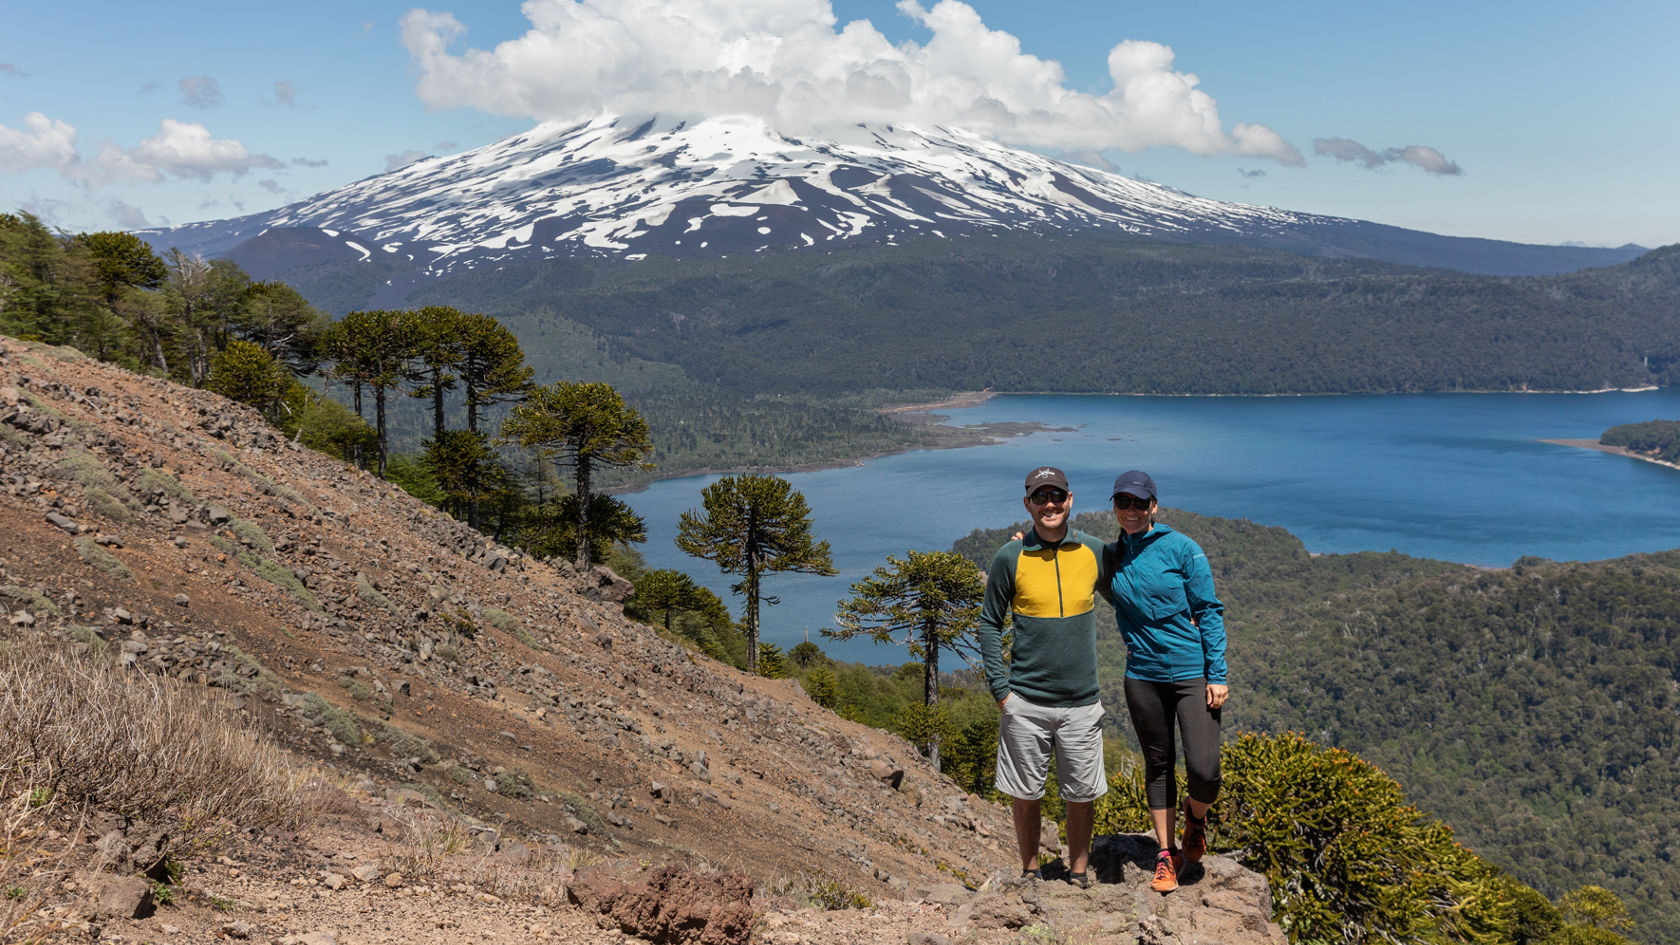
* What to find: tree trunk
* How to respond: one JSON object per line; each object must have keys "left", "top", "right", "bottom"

{"left": 430, "top": 366, "right": 446, "bottom": 440}
{"left": 374, "top": 386, "right": 389, "bottom": 479}
{"left": 924, "top": 615, "right": 941, "bottom": 770}
{"left": 574, "top": 456, "right": 593, "bottom": 571}
{"left": 351, "top": 382, "right": 365, "bottom": 470}
{"left": 744, "top": 563, "right": 761, "bottom": 674}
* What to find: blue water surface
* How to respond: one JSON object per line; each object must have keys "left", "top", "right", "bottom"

{"left": 624, "top": 391, "right": 1680, "bottom": 664}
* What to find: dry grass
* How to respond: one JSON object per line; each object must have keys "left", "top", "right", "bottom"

{"left": 376, "top": 805, "right": 592, "bottom": 906}
{"left": 0, "top": 646, "right": 311, "bottom": 860}
{"left": 0, "top": 773, "right": 80, "bottom": 945}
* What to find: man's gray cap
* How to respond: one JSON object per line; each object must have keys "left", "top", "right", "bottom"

{"left": 1025, "top": 466, "right": 1069, "bottom": 494}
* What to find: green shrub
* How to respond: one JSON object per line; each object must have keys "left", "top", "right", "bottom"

{"left": 136, "top": 468, "right": 195, "bottom": 502}
{"left": 73, "top": 536, "right": 134, "bottom": 582}
{"left": 374, "top": 724, "right": 440, "bottom": 765}
{"left": 225, "top": 516, "right": 274, "bottom": 554}
{"left": 1217, "top": 732, "right": 1515, "bottom": 945}
{"left": 300, "top": 693, "right": 364, "bottom": 747}
{"left": 493, "top": 769, "right": 535, "bottom": 798}
{"left": 356, "top": 575, "right": 399, "bottom": 615}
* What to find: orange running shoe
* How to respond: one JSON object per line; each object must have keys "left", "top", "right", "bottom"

{"left": 1150, "top": 849, "right": 1181, "bottom": 893}
{"left": 1182, "top": 807, "right": 1207, "bottom": 863}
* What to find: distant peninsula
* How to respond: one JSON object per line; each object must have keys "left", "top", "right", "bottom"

{"left": 1544, "top": 418, "right": 1680, "bottom": 471}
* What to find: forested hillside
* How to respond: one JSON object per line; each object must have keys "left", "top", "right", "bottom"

{"left": 954, "top": 511, "right": 1680, "bottom": 943}
{"left": 397, "top": 233, "right": 1680, "bottom": 396}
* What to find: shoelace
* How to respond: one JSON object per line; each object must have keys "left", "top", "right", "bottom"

{"left": 1154, "top": 853, "right": 1176, "bottom": 881}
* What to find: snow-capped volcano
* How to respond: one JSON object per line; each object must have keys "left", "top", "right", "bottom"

{"left": 139, "top": 113, "right": 1644, "bottom": 278}
{"left": 143, "top": 113, "right": 1314, "bottom": 272}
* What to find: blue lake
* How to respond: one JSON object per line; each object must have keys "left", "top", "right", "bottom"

{"left": 624, "top": 391, "right": 1680, "bottom": 665}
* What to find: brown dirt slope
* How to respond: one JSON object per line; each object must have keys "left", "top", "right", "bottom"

{"left": 0, "top": 335, "right": 1283, "bottom": 944}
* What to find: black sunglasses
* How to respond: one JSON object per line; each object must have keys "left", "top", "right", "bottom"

{"left": 1112, "top": 494, "right": 1153, "bottom": 510}
{"left": 1027, "top": 489, "right": 1068, "bottom": 506}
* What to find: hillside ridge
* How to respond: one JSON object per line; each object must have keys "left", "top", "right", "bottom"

{"left": 0, "top": 334, "right": 1285, "bottom": 943}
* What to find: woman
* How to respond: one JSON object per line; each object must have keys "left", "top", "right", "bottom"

{"left": 1100, "top": 470, "right": 1227, "bottom": 894}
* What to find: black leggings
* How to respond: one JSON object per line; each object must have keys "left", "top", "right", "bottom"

{"left": 1124, "top": 676, "right": 1222, "bottom": 810}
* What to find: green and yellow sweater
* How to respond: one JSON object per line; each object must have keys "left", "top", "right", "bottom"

{"left": 978, "top": 527, "right": 1105, "bottom": 707}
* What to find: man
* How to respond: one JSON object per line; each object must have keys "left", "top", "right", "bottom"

{"left": 978, "top": 465, "right": 1108, "bottom": 888}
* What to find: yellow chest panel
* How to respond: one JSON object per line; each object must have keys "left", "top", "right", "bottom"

{"left": 1013, "top": 544, "right": 1098, "bottom": 618}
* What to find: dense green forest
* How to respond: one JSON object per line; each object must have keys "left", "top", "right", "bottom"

{"left": 393, "top": 233, "right": 1680, "bottom": 396}
{"left": 952, "top": 511, "right": 1680, "bottom": 944}
{"left": 1601, "top": 419, "right": 1680, "bottom": 464}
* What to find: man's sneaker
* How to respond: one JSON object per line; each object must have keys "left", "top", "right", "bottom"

{"left": 1150, "top": 849, "right": 1181, "bottom": 893}
{"left": 1182, "top": 807, "right": 1208, "bottom": 863}
{"left": 1066, "top": 871, "right": 1093, "bottom": 889}
{"left": 1020, "top": 867, "right": 1042, "bottom": 882}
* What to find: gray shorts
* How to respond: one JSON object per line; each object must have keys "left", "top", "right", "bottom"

{"left": 995, "top": 694, "right": 1108, "bottom": 803}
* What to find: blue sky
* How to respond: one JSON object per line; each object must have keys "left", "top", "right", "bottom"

{"left": 3, "top": 0, "right": 1676, "bottom": 248}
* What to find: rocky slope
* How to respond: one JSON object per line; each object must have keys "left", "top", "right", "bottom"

{"left": 0, "top": 334, "right": 1285, "bottom": 944}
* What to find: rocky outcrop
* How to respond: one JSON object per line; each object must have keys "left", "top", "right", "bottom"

{"left": 567, "top": 863, "right": 756, "bottom": 945}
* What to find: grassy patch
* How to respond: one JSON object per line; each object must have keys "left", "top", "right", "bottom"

{"left": 482, "top": 608, "right": 539, "bottom": 648}
{"left": 83, "top": 486, "right": 132, "bottom": 522}
{"left": 216, "top": 449, "right": 305, "bottom": 505}
{"left": 209, "top": 536, "right": 322, "bottom": 613}
{"left": 374, "top": 724, "right": 440, "bottom": 766}
{"left": 135, "top": 468, "right": 195, "bottom": 503}
{"left": 299, "top": 692, "right": 364, "bottom": 747}
{"left": 356, "top": 576, "right": 402, "bottom": 616}
{"left": 72, "top": 536, "right": 134, "bottom": 582}
{"left": 493, "top": 769, "right": 535, "bottom": 799}
{"left": 218, "top": 645, "right": 284, "bottom": 699}
{"left": 0, "top": 586, "right": 59, "bottom": 617}
{"left": 66, "top": 625, "right": 107, "bottom": 657}
{"left": 559, "top": 793, "right": 611, "bottom": 836}
{"left": 225, "top": 516, "right": 274, "bottom": 554}
{"left": 337, "top": 676, "right": 392, "bottom": 712}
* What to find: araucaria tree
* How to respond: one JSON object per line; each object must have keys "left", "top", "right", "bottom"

{"left": 499, "top": 381, "right": 653, "bottom": 570}
{"left": 323, "top": 309, "right": 417, "bottom": 478}
{"left": 676, "top": 474, "right": 835, "bottom": 674}
{"left": 828, "top": 550, "right": 985, "bottom": 768}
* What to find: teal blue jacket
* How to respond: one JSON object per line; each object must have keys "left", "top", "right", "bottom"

{"left": 979, "top": 528, "right": 1105, "bottom": 707}
{"left": 1103, "top": 523, "right": 1227, "bottom": 683}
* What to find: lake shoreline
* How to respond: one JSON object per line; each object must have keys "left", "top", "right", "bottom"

{"left": 617, "top": 389, "right": 1677, "bottom": 494}
{"left": 1541, "top": 438, "right": 1680, "bottom": 472}
{"left": 610, "top": 391, "right": 1060, "bottom": 494}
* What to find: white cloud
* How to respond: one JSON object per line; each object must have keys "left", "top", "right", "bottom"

{"left": 400, "top": 0, "right": 1304, "bottom": 165}
{"left": 1315, "top": 137, "right": 1462, "bottom": 176}
{"left": 385, "top": 149, "right": 428, "bottom": 170}
{"left": 107, "top": 199, "right": 152, "bottom": 229}
{"left": 125, "top": 120, "right": 283, "bottom": 181}
{"left": 0, "top": 63, "right": 26, "bottom": 78}
{"left": 273, "top": 80, "right": 299, "bottom": 107}
{"left": 0, "top": 112, "right": 79, "bottom": 174}
{"left": 0, "top": 113, "right": 281, "bottom": 186}
{"left": 179, "top": 75, "right": 224, "bottom": 109}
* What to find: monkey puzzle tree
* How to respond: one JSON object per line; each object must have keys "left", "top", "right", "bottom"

{"left": 323, "top": 309, "right": 418, "bottom": 477}
{"left": 456, "top": 311, "right": 533, "bottom": 433}
{"left": 827, "top": 549, "right": 985, "bottom": 768}
{"left": 675, "top": 474, "right": 835, "bottom": 674}
{"left": 499, "top": 381, "right": 652, "bottom": 570}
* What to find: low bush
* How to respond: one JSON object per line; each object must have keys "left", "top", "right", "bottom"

{"left": 0, "top": 647, "right": 308, "bottom": 863}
